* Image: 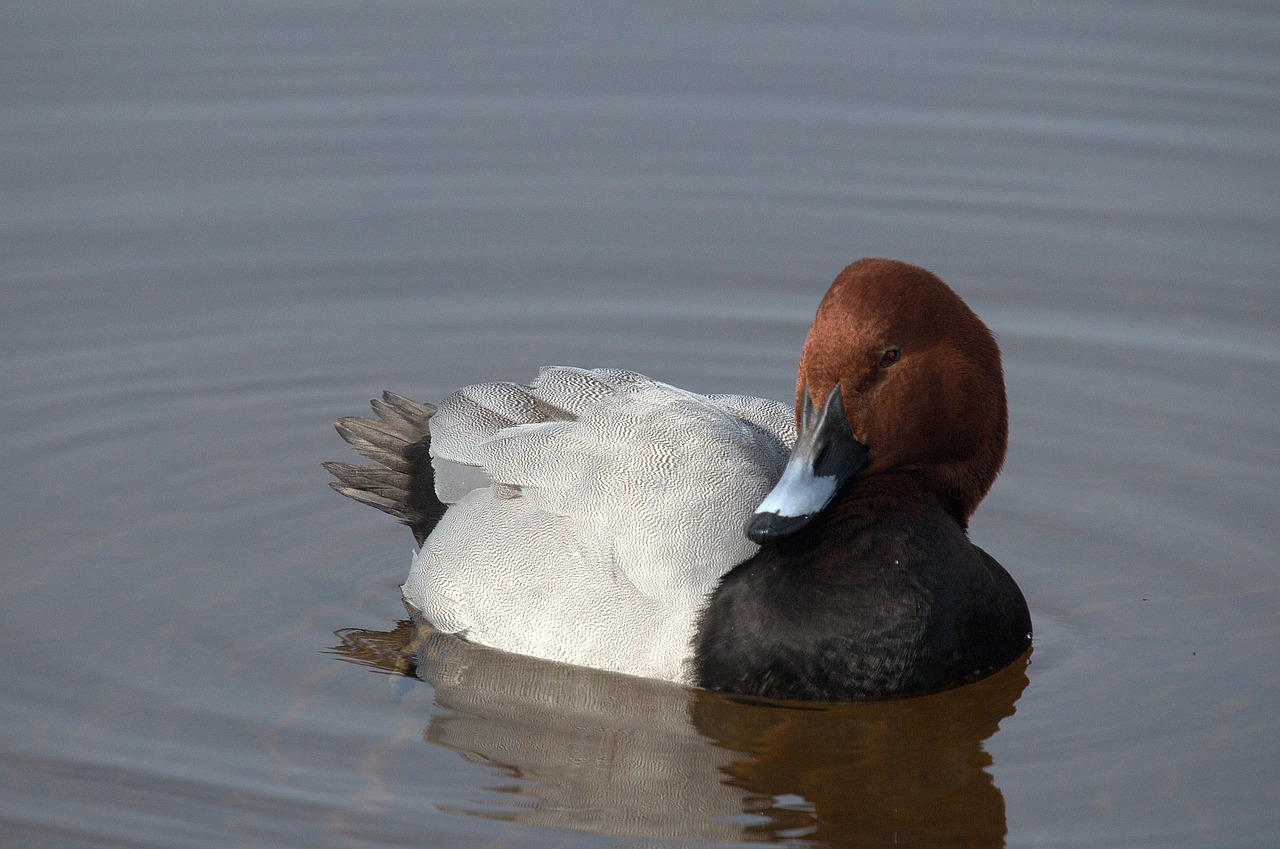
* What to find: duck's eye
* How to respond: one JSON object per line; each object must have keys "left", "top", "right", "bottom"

{"left": 878, "top": 347, "right": 901, "bottom": 368}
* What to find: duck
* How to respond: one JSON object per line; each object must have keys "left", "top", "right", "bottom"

{"left": 325, "top": 258, "right": 1031, "bottom": 701}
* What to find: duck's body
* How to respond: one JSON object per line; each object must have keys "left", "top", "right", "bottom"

{"left": 405, "top": 369, "right": 793, "bottom": 682}
{"left": 327, "top": 259, "right": 1031, "bottom": 700}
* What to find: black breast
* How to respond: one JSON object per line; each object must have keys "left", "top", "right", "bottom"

{"left": 691, "top": 490, "right": 1031, "bottom": 701}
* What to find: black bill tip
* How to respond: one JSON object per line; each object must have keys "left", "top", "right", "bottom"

{"left": 746, "top": 511, "right": 815, "bottom": 545}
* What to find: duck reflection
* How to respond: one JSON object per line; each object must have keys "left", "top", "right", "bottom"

{"left": 331, "top": 618, "right": 1028, "bottom": 847}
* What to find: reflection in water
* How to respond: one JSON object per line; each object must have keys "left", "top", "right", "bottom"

{"left": 330, "top": 618, "right": 420, "bottom": 675}
{"left": 332, "top": 618, "right": 1029, "bottom": 847}
{"left": 691, "top": 670, "right": 1028, "bottom": 846}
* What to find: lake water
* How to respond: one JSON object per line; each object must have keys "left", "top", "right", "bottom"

{"left": 3, "top": 1, "right": 1278, "bottom": 847}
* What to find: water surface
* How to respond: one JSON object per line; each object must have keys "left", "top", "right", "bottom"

{"left": 3, "top": 1, "right": 1279, "bottom": 847}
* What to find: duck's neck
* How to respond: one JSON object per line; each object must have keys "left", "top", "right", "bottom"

{"left": 820, "top": 471, "right": 968, "bottom": 537}
{"left": 865, "top": 471, "right": 972, "bottom": 532}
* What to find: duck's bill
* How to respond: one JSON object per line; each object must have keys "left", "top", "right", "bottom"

{"left": 747, "top": 383, "right": 868, "bottom": 544}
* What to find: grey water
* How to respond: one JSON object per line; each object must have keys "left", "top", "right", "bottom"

{"left": 3, "top": 1, "right": 1279, "bottom": 847}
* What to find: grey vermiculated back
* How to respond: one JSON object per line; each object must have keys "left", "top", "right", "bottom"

{"left": 405, "top": 367, "right": 796, "bottom": 683}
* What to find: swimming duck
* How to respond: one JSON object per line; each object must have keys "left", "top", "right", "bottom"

{"left": 326, "top": 258, "right": 1031, "bottom": 700}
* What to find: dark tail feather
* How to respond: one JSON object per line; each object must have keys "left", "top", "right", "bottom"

{"left": 324, "top": 391, "right": 446, "bottom": 545}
